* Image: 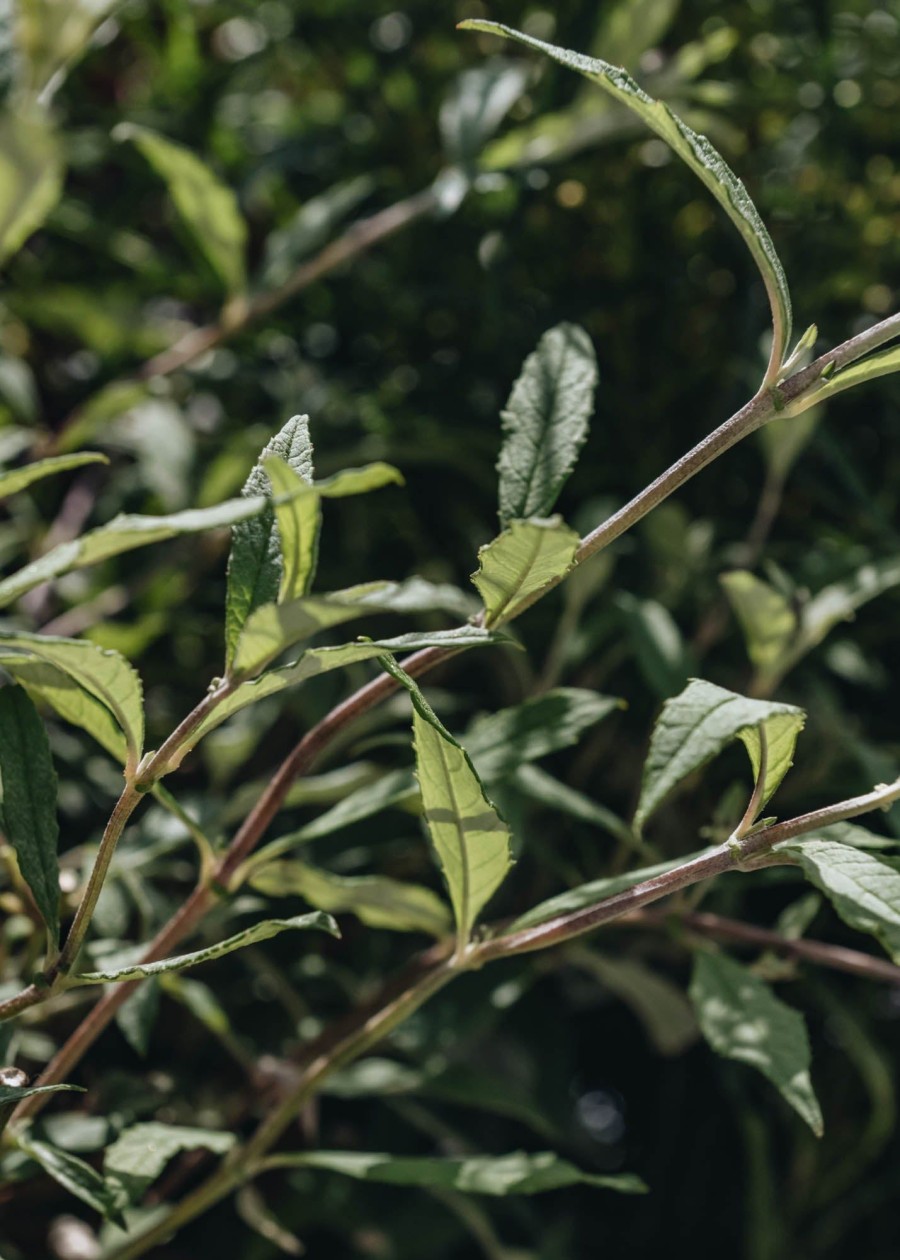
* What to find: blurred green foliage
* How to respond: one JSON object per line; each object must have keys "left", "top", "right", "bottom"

{"left": 1, "top": 1, "right": 900, "bottom": 1257}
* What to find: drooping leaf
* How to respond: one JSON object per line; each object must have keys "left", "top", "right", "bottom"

{"left": 0, "top": 492, "right": 316, "bottom": 612}
{"left": 497, "top": 323, "right": 598, "bottom": 526}
{"left": 0, "top": 452, "right": 107, "bottom": 501}
{"left": 440, "top": 57, "right": 530, "bottom": 169}
{"left": 273, "top": 1149, "right": 646, "bottom": 1195}
{"left": 183, "top": 628, "right": 504, "bottom": 756}
{"left": 0, "top": 111, "right": 62, "bottom": 265}
{"left": 0, "top": 686, "right": 60, "bottom": 945}
{"left": 16, "top": 1133, "right": 125, "bottom": 1226}
{"left": 380, "top": 656, "right": 512, "bottom": 950}
{"left": 720, "top": 571, "right": 797, "bottom": 672}
{"left": 231, "top": 577, "right": 478, "bottom": 679}
{"left": 0, "top": 655, "right": 128, "bottom": 763}
{"left": 225, "top": 415, "right": 314, "bottom": 666}
{"left": 464, "top": 687, "right": 623, "bottom": 781}
{"left": 250, "top": 860, "right": 451, "bottom": 938}
{"left": 0, "top": 633, "right": 143, "bottom": 771}
{"left": 573, "top": 951, "right": 699, "bottom": 1055}
{"left": 104, "top": 1123, "right": 235, "bottom": 1208}
{"left": 634, "top": 678, "right": 805, "bottom": 833}
{"left": 779, "top": 838, "right": 900, "bottom": 963}
{"left": 472, "top": 516, "right": 579, "bottom": 626}
{"left": 460, "top": 20, "right": 792, "bottom": 368}
{"left": 115, "top": 123, "right": 247, "bottom": 295}
{"left": 689, "top": 951, "right": 823, "bottom": 1135}
{"left": 73, "top": 913, "right": 338, "bottom": 985}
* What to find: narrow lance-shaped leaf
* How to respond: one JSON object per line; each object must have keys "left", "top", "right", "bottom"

{"left": 250, "top": 860, "right": 452, "bottom": 938}
{"left": 0, "top": 452, "right": 107, "bottom": 501}
{"left": 0, "top": 655, "right": 128, "bottom": 763}
{"left": 497, "top": 323, "right": 598, "bottom": 526}
{"left": 271, "top": 1149, "right": 647, "bottom": 1196}
{"left": 232, "top": 576, "right": 479, "bottom": 679}
{"left": 73, "top": 912, "right": 338, "bottom": 985}
{"left": 0, "top": 1082, "right": 83, "bottom": 1105}
{"left": 779, "top": 837, "right": 900, "bottom": 963}
{"left": 225, "top": 415, "right": 314, "bottom": 667}
{"left": 689, "top": 950, "right": 823, "bottom": 1136}
{"left": 0, "top": 633, "right": 143, "bottom": 771}
{"left": 15, "top": 1133, "right": 126, "bottom": 1227}
{"left": 634, "top": 678, "right": 805, "bottom": 833}
{"left": 782, "top": 342, "right": 900, "bottom": 417}
{"left": 460, "top": 20, "right": 792, "bottom": 370}
{"left": 104, "top": 1123, "right": 234, "bottom": 1209}
{"left": 472, "top": 516, "right": 579, "bottom": 626}
{"left": 115, "top": 123, "right": 247, "bottom": 295}
{"left": 0, "top": 686, "right": 60, "bottom": 946}
{"left": 379, "top": 655, "right": 512, "bottom": 951}
{"left": 0, "top": 112, "right": 63, "bottom": 266}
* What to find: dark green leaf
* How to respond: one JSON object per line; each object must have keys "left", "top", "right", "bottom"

{"left": 104, "top": 1122, "right": 235, "bottom": 1208}
{"left": 16, "top": 1133, "right": 125, "bottom": 1226}
{"left": 497, "top": 323, "right": 598, "bottom": 526}
{"left": 0, "top": 686, "right": 60, "bottom": 945}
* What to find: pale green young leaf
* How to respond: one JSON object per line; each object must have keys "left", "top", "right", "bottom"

{"left": 275, "top": 1149, "right": 646, "bottom": 1195}
{"left": 250, "top": 860, "right": 451, "bottom": 937}
{"left": 779, "top": 838, "right": 900, "bottom": 963}
{"left": 73, "top": 912, "right": 338, "bottom": 985}
{"left": 0, "top": 686, "right": 60, "bottom": 945}
{"left": 689, "top": 951, "right": 823, "bottom": 1135}
{"left": 0, "top": 111, "right": 62, "bottom": 265}
{"left": 0, "top": 493, "right": 311, "bottom": 611}
{"left": 231, "top": 577, "right": 478, "bottom": 678}
{"left": 183, "top": 627, "right": 503, "bottom": 755}
{"left": 0, "top": 632, "right": 143, "bottom": 770}
{"left": 315, "top": 462, "right": 405, "bottom": 499}
{"left": 0, "top": 452, "right": 107, "bottom": 501}
{"left": 379, "top": 656, "right": 512, "bottom": 949}
{"left": 104, "top": 1123, "right": 234, "bottom": 1208}
{"left": 225, "top": 415, "right": 314, "bottom": 666}
{"left": 634, "top": 678, "right": 805, "bottom": 833}
{"left": 0, "top": 655, "right": 127, "bottom": 763}
{"left": 16, "top": 1134, "right": 125, "bottom": 1226}
{"left": 115, "top": 123, "right": 247, "bottom": 295}
{"left": 720, "top": 571, "right": 798, "bottom": 671}
{"left": 460, "top": 20, "right": 792, "bottom": 368}
{"left": 472, "top": 516, "right": 579, "bottom": 626}
{"left": 497, "top": 323, "right": 598, "bottom": 526}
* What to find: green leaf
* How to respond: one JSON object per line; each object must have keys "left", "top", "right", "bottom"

{"left": 380, "top": 656, "right": 512, "bottom": 950}
{"left": 0, "top": 111, "right": 62, "bottom": 266}
{"left": 573, "top": 951, "right": 699, "bottom": 1056}
{"left": 259, "top": 175, "right": 375, "bottom": 287}
{"left": 440, "top": 57, "right": 530, "bottom": 169}
{"left": 115, "top": 976, "right": 161, "bottom": 1058}
{"left": 274, "top": 1149, "right": 646, "bottom": 1195}
{"left": 15, "top": 0, "right": 118, "bottom": 99}
{"left": 509, "top": 848, "right": 713, "bottom": 931}
{"left": 56, "top": 380, "right": 150, "bottom": 454}
{"left": 497, "top": 323, "right": 598, "bottom": 526}
{"left": 16, "top": 1133, "right": 125, "bottom": 1226}
{"left": 794, "top": 556, "right": 900, "bottom": 662}
{"left": 183, "top": 628, "right": 504, "bottom": 756}
{"left": 634, "top": 678, "right": 805, "bottom": 833}
{"left": 779, "top": 838, "right": 900, "bottom": 963}
{"left": 225, "top": 415, "right": 314, "bottom": 667}
{"left": 0, "top": 655, "right": 128, "bottom": 763}
{"left": 0, "top": 686, "right": 59, "bottom": 945}
{"left": 512, "top": 764, "right": 635, "bottom": 846}
{"left": 689, "top": 951, "right": 823, "bottom": 1135}
{"left": 616, "top": 593, "right": 693, "bottom": 699}
{"left": 0, "top": 492, "right": 317, "bottom": 611}
{"left": 250, "top": 860, "right": 451, "bottom": 937}
{"left": 460, "top": 20, "right": 792, "bottom": 368}
{"left": 472, "top": 516, "right": 579, "bottom": 626}
{"left": 0, "top": 632, "right": 143, "bottom": 771}
{"left": 0, "top": 1083, "right": 83, "bottom": 1104}
{"left": 786, "top": 343, "right": 900, "bottom": 414}
{"left": 231, "top": 577, "right": 478, "bottom": 678}
{"left": 104, "top": 1122, "right": 234, "bottom": 1208}
{"left": 0, "top": 452, "right": 107, "bottom": 501}
{"left": 115, "top": 123, "right": 247, "bottom": 295}
{"left": 73, "top": 913, "right": 338, "bottom": 985}
{"left": 720, "top": 571, "right": 798, "bottom": 672}
{"left": 464, "top": 687, "right": 623, "bottom": 781}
